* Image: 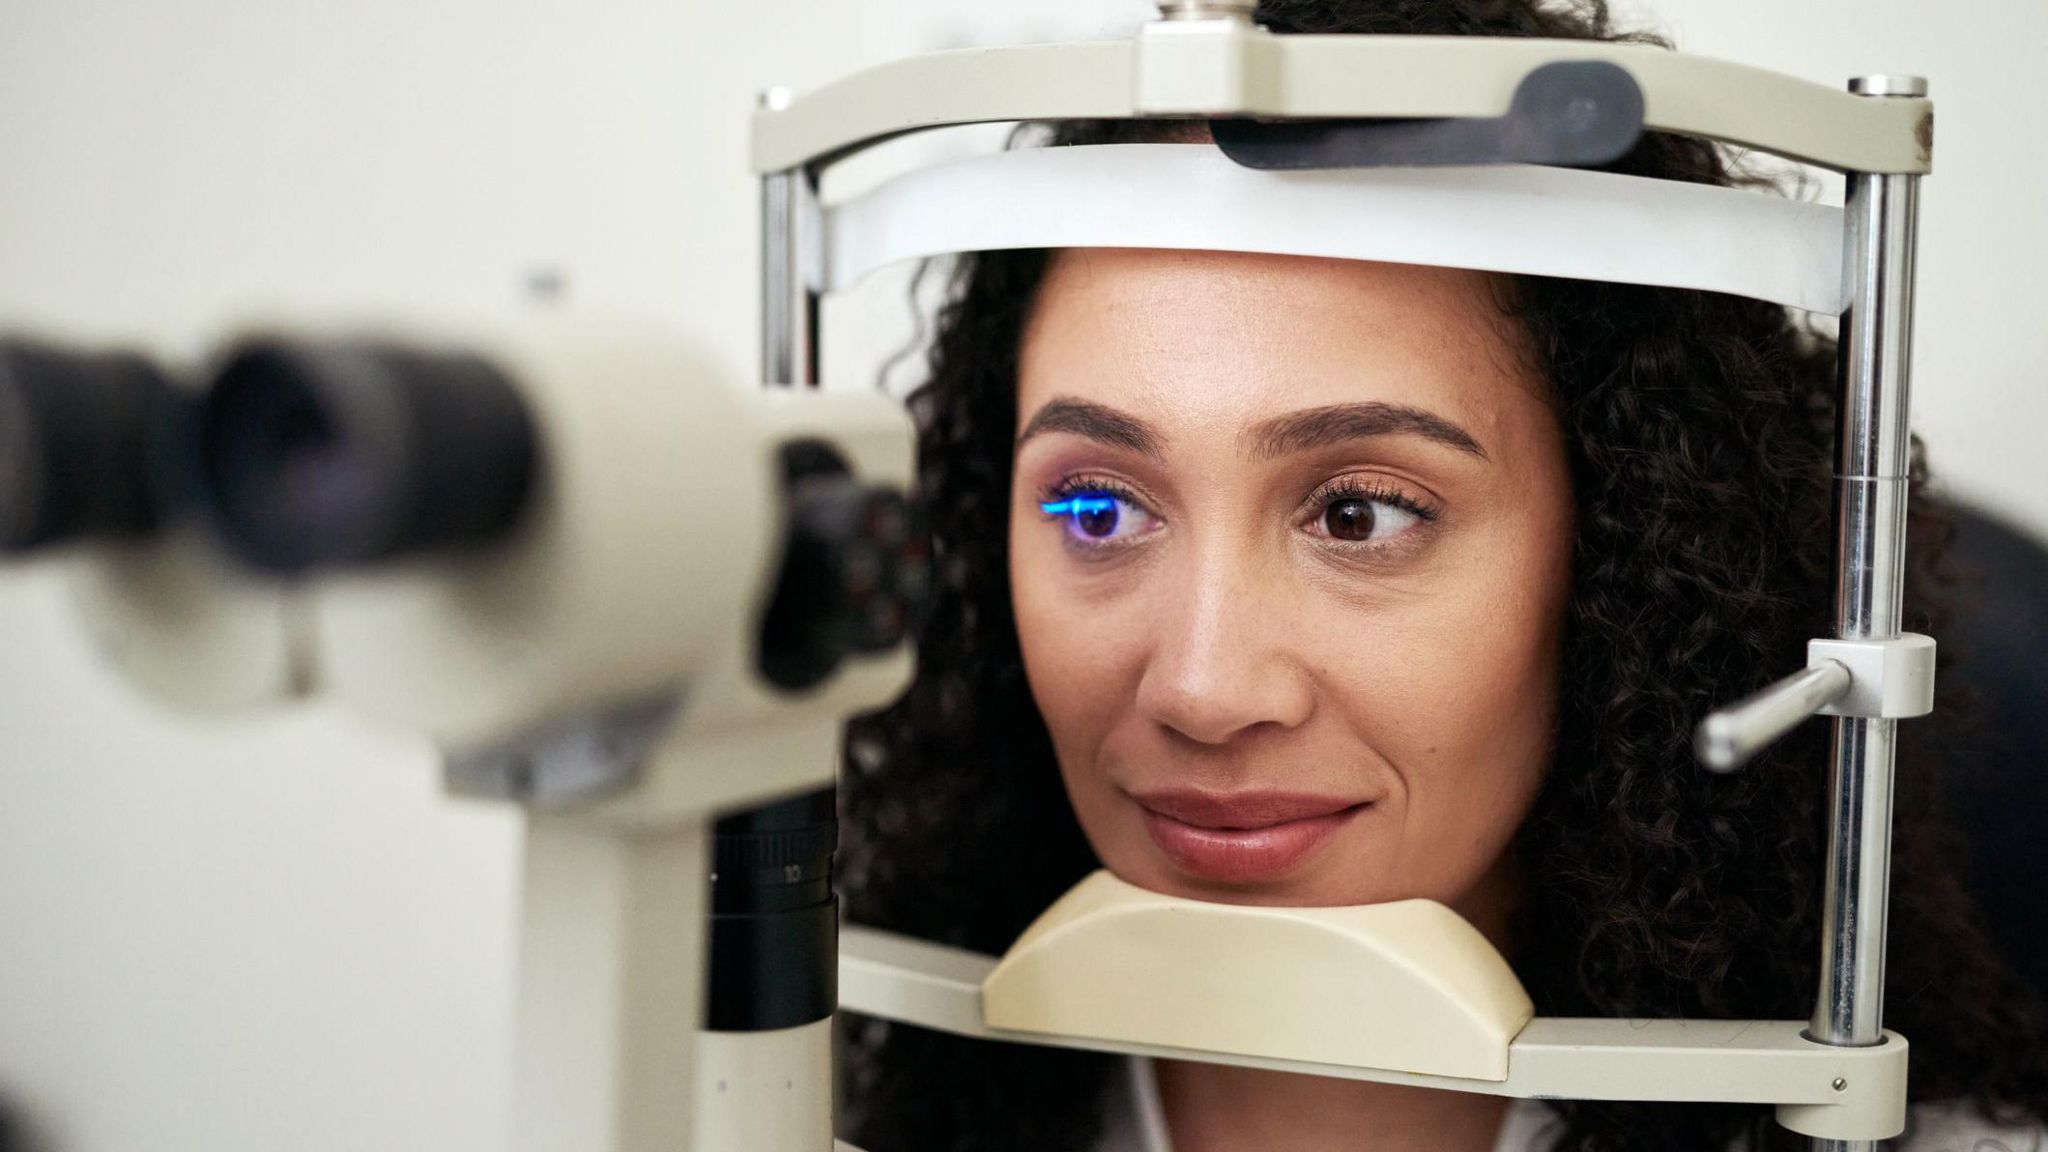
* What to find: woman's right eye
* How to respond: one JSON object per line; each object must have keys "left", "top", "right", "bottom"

{"left": 1040, "top": 489, "right": 1156, "bottom": 545}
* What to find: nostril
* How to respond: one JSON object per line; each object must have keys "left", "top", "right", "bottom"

{"left": 1138, "top": 657, "right": 1319, "bottom": 746}
{"left": 1149, "top": 699, "right": 1308, "bottom": 749}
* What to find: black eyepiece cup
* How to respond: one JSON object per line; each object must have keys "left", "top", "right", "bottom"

{"left": 199, "top": 341, "right": 538, "bottom": 573}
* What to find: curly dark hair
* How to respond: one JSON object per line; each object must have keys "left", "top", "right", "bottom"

{"left": 834, "top": 2, "right": 2048, "bottom": 1149}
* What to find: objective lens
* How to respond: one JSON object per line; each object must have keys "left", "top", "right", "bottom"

{"left": 0, "top": 340, "right": 177, "bottom": 553}
{"left": 199, "top": 340, "right": 539, "bottom": 573}
{"left": 758, "top": 441, "right": 932, "bottom": 691}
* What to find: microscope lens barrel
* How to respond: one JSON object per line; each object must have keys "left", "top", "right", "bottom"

{"left": 704, "top": 787, "right": 839, "bottom": 1032}
{"left": 199, "top": 341, "right": 539, "bottom": 573}
{"left": 0, "top": 341, "right": 177, "bottom": 553}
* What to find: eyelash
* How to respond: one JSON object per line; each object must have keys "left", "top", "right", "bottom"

{"left": 1040, "top": 475, "right": 1155, "bottom": 551}
{"left": 1037, "top": 474, "right": 1441, "bottom": 554}
{"left": 1302, "top": 477, "right": 1441, "bottom": 534}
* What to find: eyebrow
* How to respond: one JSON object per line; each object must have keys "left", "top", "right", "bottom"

{"left": 1246, "top": 402, "right": 1488, "bottom": 461}
{"left": 1014, "top": 396, "right": 1487, "bottom": 463}
{"left": 1015, "top": 397, "right": 1163, "bottom": 458}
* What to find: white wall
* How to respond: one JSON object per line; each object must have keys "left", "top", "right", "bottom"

{"left": 0, "top": 2, "right": 2037, "bottom": 1149}
{"left": 1607, "top": 0, "right": 2048, "bottom": 533}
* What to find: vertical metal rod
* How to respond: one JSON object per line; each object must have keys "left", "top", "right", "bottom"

{"left": 760, "top": 158, "right": 820, "bottom": 387}
{"left": 1808, "top": 73, "right": 1925, "bottom": 1152}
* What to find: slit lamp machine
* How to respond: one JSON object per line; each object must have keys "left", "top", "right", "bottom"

{"left": 0, "top": 3, "right": 1937, "bottom": 1149}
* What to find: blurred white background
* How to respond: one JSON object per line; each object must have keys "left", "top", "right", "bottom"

{"left": 0, "top": 1, "right": 2040, "bottom": 1148}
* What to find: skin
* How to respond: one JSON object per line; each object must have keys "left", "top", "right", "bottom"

{"left": 1008, "top": 248, "right": 1575, "bottom": 1152}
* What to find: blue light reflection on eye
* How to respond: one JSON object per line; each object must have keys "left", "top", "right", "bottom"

{"left": 1040, "top": 496, "right": 1118, "bottom": 517}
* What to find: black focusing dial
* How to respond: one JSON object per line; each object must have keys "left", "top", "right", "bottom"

{"left": 757, "top": 440, "right": 930, "bottom": 692}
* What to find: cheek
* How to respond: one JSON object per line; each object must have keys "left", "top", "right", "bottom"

{"left": 1327, "top": 506, "right": 1567, "bottom": 901}
{"left": 1274, "top": 622, "right": 1541, "bottom": 909}
{"left": 1009, "top": 519, "right": 1143, "bottom": 768}
{"left": 1009, "top": 516, "right": 1164, "bottom": 872}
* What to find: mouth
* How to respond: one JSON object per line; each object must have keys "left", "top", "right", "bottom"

{"left": 1131, "top": 789, "right": 1370, "bottom": 885}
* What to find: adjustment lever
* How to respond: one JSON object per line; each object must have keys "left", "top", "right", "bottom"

{"left": 1694, "top": 661, "right": 1852, "bottom": 773}
{"left": 1212, "top": 59, "right": 1645, "bottom": 171}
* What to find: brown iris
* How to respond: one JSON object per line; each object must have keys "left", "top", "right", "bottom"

{"left": 1325, "top": 498, "right": 1377, "bottom": 541}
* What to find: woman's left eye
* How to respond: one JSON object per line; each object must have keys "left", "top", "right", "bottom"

{"left": 1041, "top": 489, "right": 1155, "bottom": 544}
{"left": 1310, "top": 492, "right": 1426, "bottom": 544}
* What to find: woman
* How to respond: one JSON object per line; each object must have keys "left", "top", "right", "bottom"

{"left": 837, "top": 1, "right": 2048, "bottom": 1149}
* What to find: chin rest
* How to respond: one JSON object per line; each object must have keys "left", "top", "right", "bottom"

{"left": 981, "top": 870, "right": 1534, "bottom": 1081}
{"left": 843, "top": 870, "right": 1909, "bottom": 1140}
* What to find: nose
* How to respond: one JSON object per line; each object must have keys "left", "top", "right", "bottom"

{"left": 1132, "top": 541, "right": 1317, "bottom": 746}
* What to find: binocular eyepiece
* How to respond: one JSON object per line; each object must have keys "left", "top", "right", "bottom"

{"left": 1, "top": 330, "right": 931, "bottom": 696}
{"left": 0, "top": 336, "right": 542, "bottom": 572}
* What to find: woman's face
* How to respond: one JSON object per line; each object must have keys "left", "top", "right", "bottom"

{"left": 1009, "top": 249, "right": 1573, "bottom": 925}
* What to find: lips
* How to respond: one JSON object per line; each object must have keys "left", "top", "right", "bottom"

{"left": 1132, "top": 789, "right": 1367, "bottom": 884}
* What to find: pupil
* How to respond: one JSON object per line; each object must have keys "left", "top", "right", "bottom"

{"left": 1326, "top": 498, "right": 1375, "bottom": 541}
{"left": 1076, "top": 501, "right": 1119, "bottom": 537}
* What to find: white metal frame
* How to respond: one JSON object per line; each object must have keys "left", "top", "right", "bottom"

{"left": 751, "top": 31, "right": 1932, "bottom": 176}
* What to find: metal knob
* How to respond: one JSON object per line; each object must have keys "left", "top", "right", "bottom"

{"left": 1157, "top": 1, "right": 1260, "bottom": 22}
{"left": 1849, "top": 75, "right": 1928, "bottom": 98}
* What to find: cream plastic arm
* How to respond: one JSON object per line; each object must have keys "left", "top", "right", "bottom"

{"left": 753, "top": 33, "right": 1931, "bottom": 175}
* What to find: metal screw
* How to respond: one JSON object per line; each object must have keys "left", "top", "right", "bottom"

{"left": 1832, "top": 1077, "right": 1848, "bottom": 1092}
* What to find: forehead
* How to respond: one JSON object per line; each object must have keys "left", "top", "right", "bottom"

{"left": 1017, "top": 248, "right": 1540, "bottom": 445}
